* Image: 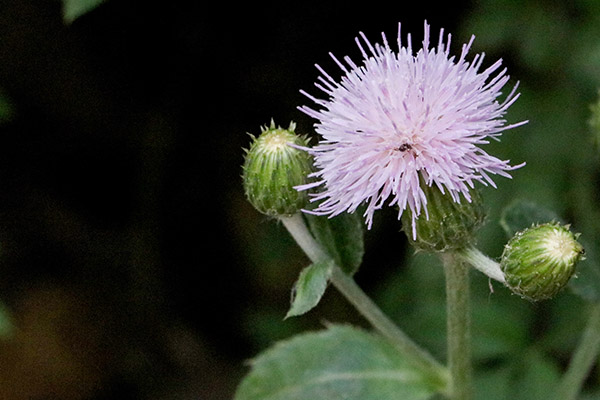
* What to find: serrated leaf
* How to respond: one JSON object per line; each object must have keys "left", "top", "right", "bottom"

{"left": 286, "top": 259, "right": 333, "bottom": 319}
{"left": 235, "top": 325, "right": 443, "bottom": 400}
{"left": 62, "top": 0, "right": 105, "bottom": 23}
{"left": 305, "top": 213, "right": 364, "bottom": 275}
{"left": 499, "top": 199, "right": 562, "bottom": 237}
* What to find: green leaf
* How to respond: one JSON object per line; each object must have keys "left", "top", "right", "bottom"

{"left": 286, "top": 259, "right": 333, "bottom": 319}
{"left": 474, "top": 348, "right": 561, "bottom": 400}
{"left": 0, "top": 302, "right": 14, "bottom": 339}
{"left": 579, "top": 391, "right": 600, "bottom": 400}
{"left": 0, "top": 88, "right": 15, "bottom": 124}
{"left": 474, "top": 365, "right": 512, "bottom": 400}
{"left": 235, "top": 325, "right": 443, "bottom": 400}
{"left": 568, "top": 237, "right": 600, "bottom": 303}
{"left": 507, "top": 348, "right": 561, "bottom": 400}
{"left": 62, "top": 0, "right": 105, "bottom": 23}
{"left": 305, "top": 212, "right": 364, "bottom": 275}
{"left": 499, "top": 199, "right": 562, "bottom": 237}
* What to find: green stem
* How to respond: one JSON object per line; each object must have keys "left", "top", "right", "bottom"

{"left": 556, "top": 303, "right": 600, "bottom": 400}
{"left": 442, "top": 252, "right": 473, "bottom": 400}
{"left": 457, "top": 246, "right": 505, "bottom": 283}
{"left": 279, "top": 214, "right": 329, "bottom": 263}
{"left": 279, "top": 213, "right": 448, "bottom": 387}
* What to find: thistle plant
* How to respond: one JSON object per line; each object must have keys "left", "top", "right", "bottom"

{"left": 235, "top": 21, "right": 600, "bottom": 400}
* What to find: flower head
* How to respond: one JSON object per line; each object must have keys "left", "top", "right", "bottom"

{"left": 243, "top": 121, "right": 314, "bottom": 217}
{"left": 296, "top": 21, "right": 527, "bottom": 237}
{"left": 501, "top": 223, "right": 584, "bottom": 301}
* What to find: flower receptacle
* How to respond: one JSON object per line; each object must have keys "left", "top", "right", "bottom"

{"left": 401, "top": 184, "right": 486, "bottom": 253}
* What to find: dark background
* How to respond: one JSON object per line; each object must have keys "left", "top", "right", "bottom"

{"left": 1, "top": 1, "right": 599, "bottom": 399}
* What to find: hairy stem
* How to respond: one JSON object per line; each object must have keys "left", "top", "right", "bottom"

{"left": 279, "top": 213, "right": 448, "bottom": 387}
{"left": 557, "top": 303, "right": 600, "bottom": 400}
{"left": 457, "top": 246, "right": 505, "bottom": 283}
{"left": 442, "top": 252, "right": 473, "bottom": 400}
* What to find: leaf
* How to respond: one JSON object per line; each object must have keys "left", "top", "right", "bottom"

{"left": 474, "top": 365, "right": 512, "bottom": 400}
{"left": 62, "top": 0, "right": 105, "bottom": 23}
{"left": 506, "top": 348, "right": 561, "bottom": 400}
{"left": 235, "top": 325, "right": 443, "bottom": 400}
{"left": 286, "top": 259, "right": 333, "bottom": 319}
{"left": 0, "top": 88, "right": 15, "bottom": 124}
{"left": 579, "top": 391, "right": 600, "bottom": 400}
{"left": 0, "top": 302, "right": 14, "bottom": 339}
{"left": 305, "top": 212, "right": 364, "bottom": 275}
{"left": 470, "top": 295, "right": 531, "bottom": 361}
{"left": 568, "top": 237, "right": 600, "bottom": 303}
{"left": 474, "top": 348, "right": 561, "bottom": 400}
{"left": 499, "top": 199, "right": 562, "bottom": 237}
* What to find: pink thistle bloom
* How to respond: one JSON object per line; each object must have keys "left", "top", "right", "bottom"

{"left": 296, "top": 21, "right": 527, "bottom": 238}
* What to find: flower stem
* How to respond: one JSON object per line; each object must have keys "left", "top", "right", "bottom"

{"left": 441, "top": 252, "right": 473, "bottom": 400}
{"left": 556, "top": 303, "right": 600, "bottom": 400}
{"left": 279, "top": 213, "right": 448, "bottom": 386}
{"left": 457, "top": 246, "right": 505, "bottom": 283}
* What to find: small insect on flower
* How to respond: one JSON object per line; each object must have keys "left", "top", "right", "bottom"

{"left": 296, "top": 21, "right": 527, "bottom": 238}
{"left": 397, "top": 143, "right": 413, "bottom": 152}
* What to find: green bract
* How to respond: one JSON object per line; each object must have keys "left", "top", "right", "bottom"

{"left": 401, "top": 185, "right": 486, "bottom": 253}
{"left": 242, "top": 121, "right": 313, "bottom": 217}
{"left": 501, "top": 223, "right": 584, "bottom": 302}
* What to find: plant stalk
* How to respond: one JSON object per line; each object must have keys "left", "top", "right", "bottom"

{"left": 556, "top": 303, "right": 600, "bottom": 400}
{"left": 442, "top": 252, "right": 473, "bottom": 400}
{"left": 457, "top": 246, "right": 505, "bottom": 283}
{"left": 279, "top": 213, "right": 448, "bottom": 387}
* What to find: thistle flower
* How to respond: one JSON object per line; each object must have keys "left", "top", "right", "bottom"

{"left": 296, "top": 21, "right": 527, "bottom": 238}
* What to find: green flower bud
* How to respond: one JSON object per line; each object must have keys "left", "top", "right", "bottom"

{"left": 401, "top": 184, "right": 486, "bottom": 252}
{"left": 501, "top": 223, "right": 584, "bottom": 301}
{"left": 242, "top": 121, "right": 313, "bottom": 217}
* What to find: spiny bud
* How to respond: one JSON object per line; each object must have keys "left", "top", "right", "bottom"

{"left": 242, "top": 121, "right": 313, "bottom": 217}
{"left": 401, "top": 184, "right": 486, "bottom": 252}
{"left": 501, "top": 222, "right": 584, "bottom": 301}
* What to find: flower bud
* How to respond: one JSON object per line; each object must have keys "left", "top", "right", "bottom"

{"left": 501, "top": 223, "right": 584, "bottom": 301}
{"left": 401, "top": 184, "right": 486, "bottom": 252}
{"left": 242, "top": 121, "right": 313, "bottom": 217}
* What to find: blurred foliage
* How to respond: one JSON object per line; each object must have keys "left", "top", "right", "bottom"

{"left": 62, "top": 0, "right": 105, "bottom": 23}
{"left": 0, "top": 301, "right": 14, "bottom": 338}
{"left": 0, "top": 88, "right": 15, "bottom": 124}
